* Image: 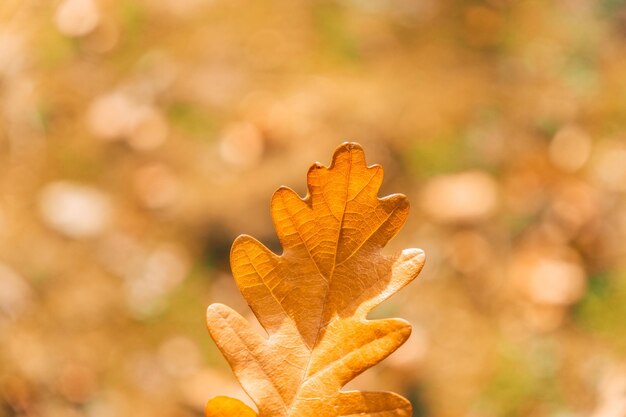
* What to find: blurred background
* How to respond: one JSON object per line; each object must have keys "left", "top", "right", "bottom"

{"left": 1, "top": 0, "right": 626, "bottom": 416}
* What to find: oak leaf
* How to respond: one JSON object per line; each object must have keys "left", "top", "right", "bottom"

{"left": 206, "top": 142, "right": 425, "bottom": 417}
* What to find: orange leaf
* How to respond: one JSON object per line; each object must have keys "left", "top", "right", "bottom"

{"left": 206, "top": 142, "right": 425, "bottom": 417}
{"left": 205, "top": 396, "right": 257, "bottom": 417}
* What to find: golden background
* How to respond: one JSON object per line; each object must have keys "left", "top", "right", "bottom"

{"left": 1, "top": 0, "right": 626, "bottom": 416}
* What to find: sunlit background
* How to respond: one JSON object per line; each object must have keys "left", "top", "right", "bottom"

{"left": 1, "top": 0, "right": 626, "bottom": 416}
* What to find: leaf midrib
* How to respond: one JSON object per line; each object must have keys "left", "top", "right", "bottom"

{"left": 286, "top": 154, "right": 353, "bottom": 416}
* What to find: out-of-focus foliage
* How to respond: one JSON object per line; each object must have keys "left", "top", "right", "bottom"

{"left": 0, "top": 0, "right": 625, "bottom": 417}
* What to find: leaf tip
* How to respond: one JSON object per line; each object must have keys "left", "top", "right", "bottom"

{"left": 205, "top": 396, "right": 257, "bottom": 417}
{"left": 206, "top": 303, "right": 227, "bottom": 322}
{"left": 333, "top": 141, "right": 365, "bottom": 160}
{"left": 400, "top": 247, "right": 426, "bottom": 272}
{"left": 401, "top": 248, "right": 426, "bottom": 265}
{"left": 337, "top": 140, "right": 363, "bottom": 151}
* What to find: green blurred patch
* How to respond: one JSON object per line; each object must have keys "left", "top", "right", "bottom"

{"left": 563, "top": 51, "right": 599, "bottom": 96}
{"left": 480, "top": 340, "right": 562, "bottom": 417}
{"left": 404, "top": 134, "right": 473, "bottom": 178}
{"left": 50, "top": 143, "right": 107, "bottom": 182}
{"left": 157, "top": 263, "right": 223, "bottom": 366}
{"left": 598, "top": 0, "right": 626, "bottom": 16}
{"left": 113, "top": 0, "right": 147, "bottom": 68}
{"left": 406, "top": 384, "right": 429, "bottom": 417}
{"left": 34, "top": 104, "right": 52, "bottom": 133}
{"left": 505, "top": 212, "right": 542, "bottom": 239}
{"left": 167, "top": 103, "right": 217, "bottom": 139}
{"left": 119, "top": 0, "right": 146, "bottom": 45}
{"left": 37, "top": 30, "right": 77, "bottom": 68}
{"left": 574, "top": 271, "right": 626, "bottom": 354}
{"left": 313, "top": 1, "right": 361, "bottom": 64}
{"left": 534, "top": 118, "right": 561, "bottom": 139}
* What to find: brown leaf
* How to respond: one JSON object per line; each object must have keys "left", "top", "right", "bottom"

{"left": 206, "top": 142, "right": 425, "bottom": 417}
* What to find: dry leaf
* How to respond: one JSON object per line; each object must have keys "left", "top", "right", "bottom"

{"left": 206, "top": 142, "right": 425, "bottom": 417}
{"left": 205, "top": 396, "right": 257, "bottom": 417}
